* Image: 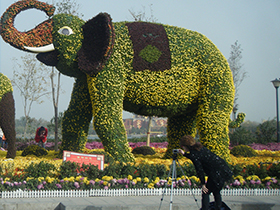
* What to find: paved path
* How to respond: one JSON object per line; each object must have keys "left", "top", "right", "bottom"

{"left": 0, "top": 195, "right": 279, "bottom": 210}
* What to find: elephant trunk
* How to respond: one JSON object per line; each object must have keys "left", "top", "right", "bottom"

{"left": 0, "top": 0, "right": 55, "bottom": 51}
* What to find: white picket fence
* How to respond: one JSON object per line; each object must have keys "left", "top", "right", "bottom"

{"left": 1, "top": 188, "right": 279, "bottom": 199}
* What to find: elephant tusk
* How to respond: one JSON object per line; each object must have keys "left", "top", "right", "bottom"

{"left": 24, "top": 44, "right": 55, "bottom": 53}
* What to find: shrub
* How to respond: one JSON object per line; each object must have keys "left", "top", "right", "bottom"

{"left": 101, "top": 162, "right": 168, "bottom": 180}
{"left": 229, "top": 127, "right": 256, "bottom": 146}
{"left": 132, "top": 146, "right": 156, "bottom": 155}
{"left": 102, "top": 162, "right": 133, "bottom": 178}
{"left": 230, "top": 145, "right": 257, "bottom": 157}
{"left": 242, "top": 164, "right": 269, "bottom": 179}
{"left": 136, "top": 163, "right": 160, "bottom": 180}
{"left": 267, "top": 163, "right": 280, "bottom": 179}
{"left": 59, "top": 161, "right": 80, "bottom": 179}
{"left": 176, "top": 163, "right": 196, "bottom": 178}
{"left": 21, "top": 145, "right": 48, "bottom": 157}
{"left": 80, "top": 163, "right": 102, "bottom": 179}
{"left": 255, "top": 119, "right": 277, "bottom": 144}
{"left": 23, "top": 161, "right": 56, "bottom": 178}
{"left": 121, "top": 163, "right": 138, "bottom": 178}
{"left": 229, "top": 164, "right": 243, "bottom": 177}
{"left": 154, "top": 164, "right": 168, "bottom": 178}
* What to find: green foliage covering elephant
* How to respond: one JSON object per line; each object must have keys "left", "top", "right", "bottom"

{"left": 1, "top": 0, "right": 235, "bottom": 162}
{"left": 0, "top": 73, "right": 16, "bottom": 158}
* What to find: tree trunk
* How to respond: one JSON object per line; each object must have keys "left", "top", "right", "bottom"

{"left": 51, "top": 68, "right": 60, "bottom": 152}
{"left": 146, "top": 116, "right": 152, "bottom": 146}
{"left": 23, "top": 117, "right": 29, "bottom": 140}
{"left": 54, "top": 104, "right": 58, "bottom": 151}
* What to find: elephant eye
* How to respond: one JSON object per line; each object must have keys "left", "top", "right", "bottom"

{"left": 58, "top": 26, "right": 74, "bottom": 36}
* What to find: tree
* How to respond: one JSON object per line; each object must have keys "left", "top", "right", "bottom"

{"left": 53, "top": 0, "right": 84, "bottom": 17}
{"left": 49, "top": 68, "right": 61, "bottom": 151}
{"left": 229, "top": 127, "right": 256, "bottom": 146}
{"left": 129, "top": 4, "right": 158, "bottom": 22}
{"left": 50, "top": 0, "right": 83, "bottom": 151}
{"left": 47, "top": 112, "right": 64, "bottom": 140}
{"left": 228, "top": 40, "right": 247, "bottom": 114}
{"left": 240, "top": 120, "right": 259, "bottom": 133}
{"left": 12, "top": 53, "right": 50, "bottom": 139}
{"left": 256, "top": 118, "right": 277, "bottom": 144}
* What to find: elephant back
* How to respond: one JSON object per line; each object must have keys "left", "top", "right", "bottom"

{"left": 125, "top": 22, "right": 171, "bottom": 72}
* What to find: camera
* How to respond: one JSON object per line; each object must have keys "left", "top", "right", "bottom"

{"left": 172, "top": 149, "right": 180, "bottom": 154}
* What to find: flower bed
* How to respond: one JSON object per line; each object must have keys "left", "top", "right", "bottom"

{"left": 15, "top": 141, "right": 279, "bottom": 151}
{"left": 0, "top": 143, "right": 279, "bottom": 193}
{"left": 249, "top": 142, "right": 280, "bottom": 151}
{"left": 15, "top": 140, "right": 168, "bottom": 151}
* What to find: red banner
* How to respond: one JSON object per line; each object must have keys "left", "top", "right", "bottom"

{"left": 63, "top": 151, "right": 104, "bottom": 170}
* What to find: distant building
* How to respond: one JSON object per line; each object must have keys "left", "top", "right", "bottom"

{"left": 123, "top": 114, "right": 167, "bottom": 134}
{"left": 123, "top": 118, "right": 133, "bottom": 130}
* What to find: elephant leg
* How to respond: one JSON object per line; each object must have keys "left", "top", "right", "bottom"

{"left": 87, "top": 75, "right": 134, "bottom": 162}
{"left": 197, "top": 109, "right": 231, "bottom": 161}
{"left": 60, "top": 78, "right": 92, "bottom": 154}
{"left": 196, "top": 92, "right": 233, "bottom": 162}
{"left": 0, "top": 92, "right": 16, "bottom": 158}
{"left": 93, "top": 115, "right": 134, "bottom": 162}
{"left": 164, "top": 112, "right": 197, "bottom": 159}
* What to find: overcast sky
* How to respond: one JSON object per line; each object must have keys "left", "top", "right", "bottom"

{"left": 1, "top": 0, "right": 280, "bottom": 123}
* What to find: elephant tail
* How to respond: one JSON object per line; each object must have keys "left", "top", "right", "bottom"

{"left": 229, "top": 113, "right": 246, "bottom": 128}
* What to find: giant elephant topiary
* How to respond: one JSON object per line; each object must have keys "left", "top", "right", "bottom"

{"left": 1, "top": 0, "right": 235, "bottom": 162}
{"left": 0, "top": 73, "right": 17, "bottom": 158}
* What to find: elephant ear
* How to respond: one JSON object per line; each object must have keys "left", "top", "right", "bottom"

{"left": 77, "top": 13, "right": 115, "bottom": 75}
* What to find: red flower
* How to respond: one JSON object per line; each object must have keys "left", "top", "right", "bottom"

{"left": 133, "top": 170, "right": 139, "bottom": 176}
{"left": 266, "top": 163, "right": 273, "bottom": 171}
